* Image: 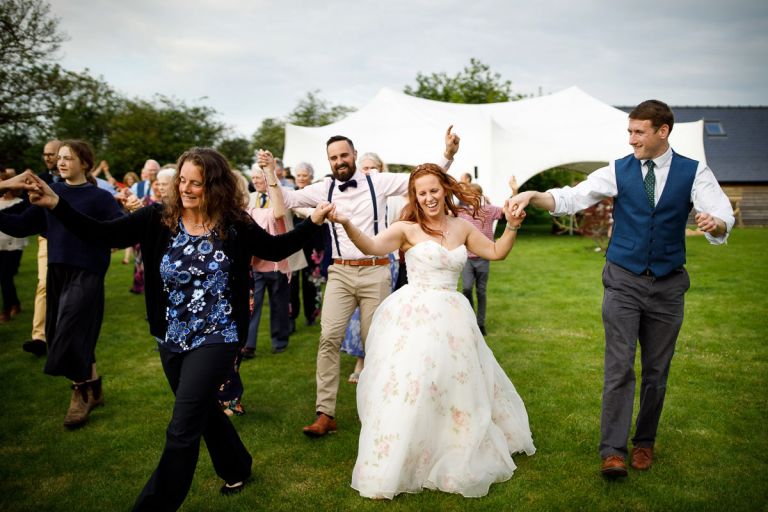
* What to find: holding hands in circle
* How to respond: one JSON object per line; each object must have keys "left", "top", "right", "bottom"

{"left": 310, "top": 201, "right": 334, "bottom": 225}
{"left": 503, "top": 201, "right": 526, "bottom": 229}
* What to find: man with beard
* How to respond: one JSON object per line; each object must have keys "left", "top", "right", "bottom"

{"left": 273, "top": 127, "right": 459, "bottom": 436}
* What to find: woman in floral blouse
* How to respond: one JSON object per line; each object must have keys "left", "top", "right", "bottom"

{"left": 19, "top": 148, "right": 332, "bottom": 511}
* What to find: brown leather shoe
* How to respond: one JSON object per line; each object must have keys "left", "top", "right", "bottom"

{"left": 631, "top": 447, "right": 653, "bottom": 470}
{"left": 601, "top": 455, "right": 628, "bottom": 477}
{"left": 302, "top": 413, "right": 337, "bottom": 437}
{"left": 87, "top": 377, "right": 105, "bottom": 409}
{"left": 64, "top": 383, "right": 92, "bottom": 429}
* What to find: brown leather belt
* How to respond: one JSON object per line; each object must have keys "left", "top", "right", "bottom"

{"left": 333, "top": 257, "right": 390, "bottom": 267}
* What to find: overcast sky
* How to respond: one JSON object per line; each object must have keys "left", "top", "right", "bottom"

{"left": 52, "top": 0, "right": 768, "bottom": 137}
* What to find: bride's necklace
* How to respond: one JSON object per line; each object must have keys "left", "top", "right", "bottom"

{"left": 427, "top": 216, "right": 449, "bottom": 244}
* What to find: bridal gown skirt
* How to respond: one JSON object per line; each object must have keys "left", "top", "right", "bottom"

{"left": 351, "top": 241, "right": 535, "bottom": 499}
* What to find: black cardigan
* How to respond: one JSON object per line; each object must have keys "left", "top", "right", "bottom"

{"left": 50, "top": 199, "right": 321, "bottom": 344}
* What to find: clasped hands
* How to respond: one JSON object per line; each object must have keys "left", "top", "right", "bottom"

{"left": 0, "top": 171, "right": 59, "bottom": 208}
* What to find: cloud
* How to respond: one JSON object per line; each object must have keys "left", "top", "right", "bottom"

{"left": 50, "top": 0, "right": 768, "bottom": 136}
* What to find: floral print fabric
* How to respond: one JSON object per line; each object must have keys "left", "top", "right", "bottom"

{"left": 159, "top": 221, "right": 237, "bottom": 352}
{"left": 352, "top": 241, "right": 535, "bottom": 499}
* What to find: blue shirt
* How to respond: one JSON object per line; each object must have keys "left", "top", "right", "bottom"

{"left": 159, "top": 221, "right": 238, "bottom": 352}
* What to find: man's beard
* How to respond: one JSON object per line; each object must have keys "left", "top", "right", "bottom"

{"left": 333, "top": 162, "right": 356, "bottom": 181}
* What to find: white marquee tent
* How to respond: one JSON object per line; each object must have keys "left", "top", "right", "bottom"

{"left": 283, "top": 87, "right": 705, "bottom": 206}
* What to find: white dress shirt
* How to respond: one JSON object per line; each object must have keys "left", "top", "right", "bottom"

{"left": 0, "top": 197, "right": 28, "bottom": 251}
{"left": 547, "top": 146, "right": 734, "bottom": 244}
{"left": 282, "top": 158, "right": 452, "bottom": 259}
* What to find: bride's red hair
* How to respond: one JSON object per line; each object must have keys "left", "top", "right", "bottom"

{"left": 399, "top": 163, "right": 481, "bottom": 238}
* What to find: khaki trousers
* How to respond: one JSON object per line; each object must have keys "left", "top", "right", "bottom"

{"left": 31, "top": 236, "right": 47, "bottom": 341}
{"left": 315, "top": 263, "right": 391, "bottom": 417}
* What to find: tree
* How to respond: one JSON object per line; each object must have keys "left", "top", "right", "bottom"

{"left": 288, "top": 90, "right": 356, "bottom": 127}
{"left": 217, "top": 136, "right": 253, "bottom": 170}
{"left": 0, "top": 0, "right": 68, "bottom": 128}
{"left": 251, "top": 117, "right": 286, "bottom": 159}
{"left": 51, "top": 69, "right": 122, "bottom": 155}
{"left": 250, "top": 90, "right": 355, "bottom": 158}
{"left": 404, "top": 58, "right": 526, "bottom": 104}
{"left": 105, "top": 95, "right": 225, "bottom": 173}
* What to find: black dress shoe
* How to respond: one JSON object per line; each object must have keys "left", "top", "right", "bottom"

{"left": 220, "top": 478, "right": 249, "bottom": 496}
{"left": 241, "top": 347, "right": 255, "bottom": 359}
{"left": 22, "top": 339, "right": 47, "bottom": 357}
{"left": 271, "top": 346, "right": 287, "bottom": 354}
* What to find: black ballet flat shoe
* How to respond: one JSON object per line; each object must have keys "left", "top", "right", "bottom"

{"left": 22, "top": 339, "right": 47, "bottom": 357}
{"left": 220, "top": 479, "right": 248, "bottom": 496}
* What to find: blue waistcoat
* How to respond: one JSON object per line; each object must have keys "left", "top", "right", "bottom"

{"left": 605, "top": 151, "right": 697, "bottom": 277}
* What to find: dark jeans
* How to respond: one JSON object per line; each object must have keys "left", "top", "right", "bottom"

{"left": 132, "top": 343, "right": 252, "bottom": 512}
{"left": 246, "top": 271, "right": 290, "bottom": 352}
{"left": 0, "top": 250, "right": 22, "bottom": 312}
{"left": 599, "top": 261, "right": 690, "bottom": 458}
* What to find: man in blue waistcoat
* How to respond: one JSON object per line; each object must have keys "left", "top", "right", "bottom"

{"left": 507, "top": 100, "right": 734, "bottom": 478}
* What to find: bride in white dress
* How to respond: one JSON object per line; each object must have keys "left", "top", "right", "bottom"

{"left": 328, "top": 163, "right": 535, "bottom": 499}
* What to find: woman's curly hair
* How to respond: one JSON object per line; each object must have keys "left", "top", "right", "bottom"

{"left": 162, "top": 147, "right": 251, "bottom": 236}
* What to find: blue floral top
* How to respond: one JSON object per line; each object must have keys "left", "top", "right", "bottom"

{"left": 158, "top": 220, "right": 238, "bottom": 352}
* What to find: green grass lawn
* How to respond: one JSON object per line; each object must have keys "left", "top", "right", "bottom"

{"left": 1, "top": 228, "right": 766, "bottom": 511}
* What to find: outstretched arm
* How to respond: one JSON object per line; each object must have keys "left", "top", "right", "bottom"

{"left": 505, "top": 190, "right": 556, "bottom": 217}
{"left": 243, "top": 202, "right": 333, "bottom": 261}
{"left": 0, "top": 170, "right": 37, "bottom": 193}
{"left": 23, "top": 171, "right": 149, "bottom": 248}
{"left": 257, "top": 150, "right": 286, "bottom": 219}
{"left": 444, "top": 124, "right": 460, "bottom": 161}
{"left": 465, "top": 207, "right": 526, "bottom": 261}
{"left": 329, "top": 206, "right": 405, "bottom": 256}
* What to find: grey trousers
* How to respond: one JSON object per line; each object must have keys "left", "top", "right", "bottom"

{"left": 599, "top": 261, "right": 690, "bottom": 458}
{"left": 462, "top": 257, "right": 490, "bottom": 328}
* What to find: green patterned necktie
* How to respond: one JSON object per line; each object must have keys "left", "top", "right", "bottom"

{"left": 644, "top": 160, "right": 656, "bottom": 209}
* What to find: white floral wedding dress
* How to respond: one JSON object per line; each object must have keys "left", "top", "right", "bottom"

{"left": 352, "top": 240, "right": 535, "bottom": 499}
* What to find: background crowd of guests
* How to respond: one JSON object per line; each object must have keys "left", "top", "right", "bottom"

{"left": 0, "top": 120, "right": 608, "bottom": 510}
{"left": 2, "top": 101, "right": 722, "bottom": 507}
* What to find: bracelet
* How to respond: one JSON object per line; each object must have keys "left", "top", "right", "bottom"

{"left": 267, "top": 182, "right": 279, "bottom": 187}
{"left": 506, "top": 224, "right": 519, "bottom": 232}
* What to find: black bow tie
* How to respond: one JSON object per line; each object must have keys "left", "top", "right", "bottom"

{"left": 338, "top": 179, "right": 357, "bottom": 192}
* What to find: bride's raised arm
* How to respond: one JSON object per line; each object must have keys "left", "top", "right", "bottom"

{"left": 329, "top": 205, "right": 405, "bottom": 256}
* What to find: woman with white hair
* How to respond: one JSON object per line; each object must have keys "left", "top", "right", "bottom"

{"left": 154, "top": 166, "right": 177, "bottom": 202}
